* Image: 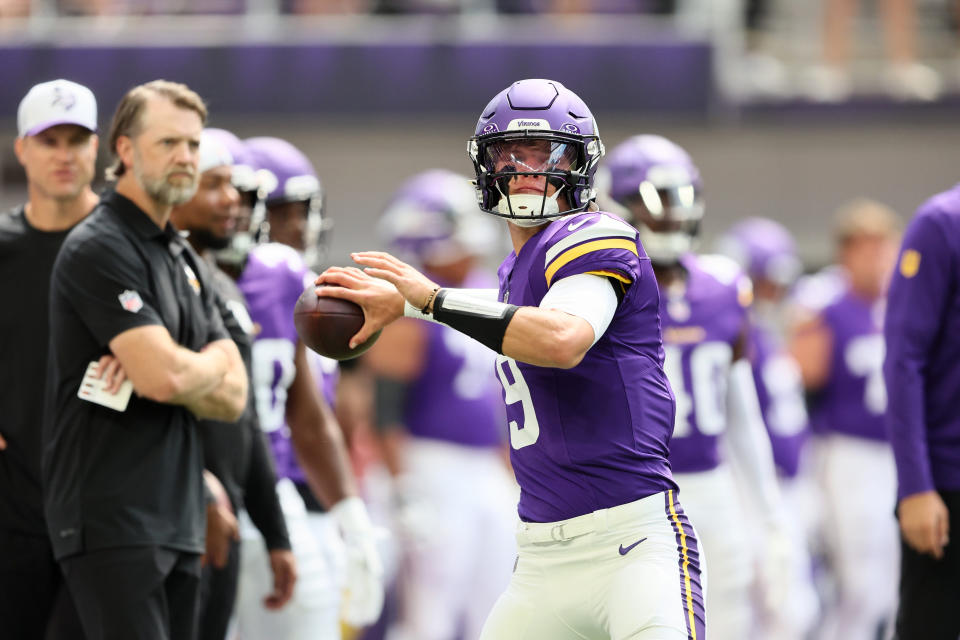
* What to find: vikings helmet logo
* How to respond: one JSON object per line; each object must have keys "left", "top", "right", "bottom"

{"left": 51, "top": 87, "right": 77, "bottom": 111}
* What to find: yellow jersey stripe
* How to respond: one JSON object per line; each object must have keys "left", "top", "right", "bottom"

{"left": 545, "top": 239, "right": 638, "bottom": 287}
{"left": 585, "top": 270, "right": 632, "bottom": 284}
{"left": 668, "top": 489, "right": 697, "bottom": 640}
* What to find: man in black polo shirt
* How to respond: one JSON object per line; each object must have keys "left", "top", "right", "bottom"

{"left": 44, "top": 80, "right": 248, "bottom": 640}
{"left": 0, "top": 78, "right": 97, "bottom": 640}
{"left": 170, "top": 129, "right": 296, "bottom": 640}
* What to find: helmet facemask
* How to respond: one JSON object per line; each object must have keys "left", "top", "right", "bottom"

{"left": 471, "top": 132, "right": 602, "bottom": 226}
{"left": 625, "top": 169, "right": 704, "bottom": 266}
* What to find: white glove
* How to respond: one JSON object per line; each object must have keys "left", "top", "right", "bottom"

{"left": 332, "top": 496, "right": 385, "bottom": 627}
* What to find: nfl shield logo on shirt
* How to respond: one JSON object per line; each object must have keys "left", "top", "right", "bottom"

{"left": 118, "top": 290, "right": 143, "bottom": 313}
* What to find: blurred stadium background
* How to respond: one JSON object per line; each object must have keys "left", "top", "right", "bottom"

{"left": 1, "top": 0, "right": 959, "bottom": 268}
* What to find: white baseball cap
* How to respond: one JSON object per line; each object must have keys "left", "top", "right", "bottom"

{"left": 17, "top": 79, "right": 97, "bottom": 138}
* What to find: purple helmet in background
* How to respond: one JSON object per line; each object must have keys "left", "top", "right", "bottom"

{"left": 468, "top": 79, "right": 604, "bottom": 226}
{"left": 380, "top": 169, "right": 499, "bottom": 267}
{"left": 244, "top": 136, "right": 329, "bottom": 266}
{"left": 715, "top": 217, "right": 802, "bottom": 288}
{"left": 599, "top": 134, "right": 704, "bottom": 265}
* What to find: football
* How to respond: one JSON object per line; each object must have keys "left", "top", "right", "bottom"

{"left": 293, "top": 284, "right": 381, "bottom": 361}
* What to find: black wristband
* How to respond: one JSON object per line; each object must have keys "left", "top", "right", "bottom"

{"left": 432, "top": 288, "right": 519, "bottom": 354}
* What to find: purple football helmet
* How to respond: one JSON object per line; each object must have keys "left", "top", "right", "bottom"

{"left": 380, "top": 169, "right": 499, "bottom": 267}
{"left": 715, "top": 217, "right": 802, "bottom": 288}
{"left": 244, "top": 136, "right": 329, "bottom": 266}
{"left": 468, "top": 79, "right": 604, "bottom": 226}
{"left": 601, "top": 134, "right": 703, "bottom": 265}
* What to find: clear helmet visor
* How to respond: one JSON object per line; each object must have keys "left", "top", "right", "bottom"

{"left": 481, "top": 138, "right": 583, "bottom": 224}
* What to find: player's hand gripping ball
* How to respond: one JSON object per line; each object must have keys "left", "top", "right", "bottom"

{"left": 293, "top": 284, "right": 381, "bottom": 360}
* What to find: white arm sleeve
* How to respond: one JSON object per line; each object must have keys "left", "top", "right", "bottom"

{"left": 539, "top": 273, "right": 618, "bottom": 346}
{"left": 725, "top": 358, "right": 785, "bottom": 524}
{"left": 403, "top": 288, "right": 500, "bottom": 322}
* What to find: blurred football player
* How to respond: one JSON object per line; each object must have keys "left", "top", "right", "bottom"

{"left": 716, "top": 218, "right": 820, "bottom": 639}
{"left": 206, "top": 133, "right": 384, "bottom": 639}
{"left": 244, "top": 135, "right": 331, "bottom": 270}
{"left": 317, "top": 78, "right": 705, "bottom": 640}
{"left": 364, "top": 169, "right": 517, "bottom": 640}
{"left": 602, "top": 135, "right": 790, "bottom": 640}
{"left": 789, "top": 198, "right": 901, "bottom": 640}
{"left": 0, "top": 78, "right": 96, "bottom": 640}
{"left": 169, "top": 130, "right": 297, "bottom": 640}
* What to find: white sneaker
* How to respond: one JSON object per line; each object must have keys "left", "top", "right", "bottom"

{"left": 884, "top": 63, "right": 943, "bottom": 102}
{"left": 799, "top": 65, "right": 852, "bottom": 103}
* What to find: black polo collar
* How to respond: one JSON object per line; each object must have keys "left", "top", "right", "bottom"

{"left": 100, "top": 189, "right": 180, "bottom": 244}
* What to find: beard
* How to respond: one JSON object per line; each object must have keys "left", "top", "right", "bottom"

{"left": 134, "top": 154, "right": 198, "bottom": 206}
{"left": 188, "top": 226, "right": 233, "bottom": 251}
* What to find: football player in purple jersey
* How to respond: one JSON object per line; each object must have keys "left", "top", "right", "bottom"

{"left": 715, "top": 218, "right": 820, "bottom": 639}
{"left": 602, "top": 135, "right": 790, "bottom": 640}
{"left": 364, "top": 169, "right": 517, "bottom": 640}
{"left": 170, "top": 130, "right": 299, "bottom": 640}
{"left": 788, "top": 199, "right": 901, "bottom": 640}
{"left": 245, "top": 135, "right": 330, "bottom": 270}
{"left": 884, "top": 184, "right": 960, "bottom": 639}
{"left": 203, "top": 134, "right": 384, "bottom": 639}
{"left": 317, "top": 78, "right": 705, "bottom": 640}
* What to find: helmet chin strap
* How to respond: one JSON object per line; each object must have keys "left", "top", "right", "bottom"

{"left": 497, "top": 186, "right": 564, "bottom": 226}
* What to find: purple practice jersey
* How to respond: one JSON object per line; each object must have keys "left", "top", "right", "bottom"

{"left": 238, "top": 243, "right": 320, "bottom": 483}
{"left": 405, "top": 271, "right": 505, "bottom": 448}
{"left": 810, "top": 285, "right": 887, "bottom": 442}
{"left": 750, "top": 324, "right": 810, "bottom": 478}
{"left": 884, "top": 184, "right": 960, "bottom": 498}
{"left": 496, "top": 211, "right": 677, "bottom": 523}
{"left": 660, "top": 254, "right": 751, "bottom": 473}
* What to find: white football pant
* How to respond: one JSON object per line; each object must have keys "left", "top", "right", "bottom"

{"left": 479, "top": 490, "right": 707, "bottom": 640}
{"left": 674, "top": 465, "right": 754, "bottom": 640}
{"left": 816, "top": 434, "right": 899, "bottom": 640}
{"left": 236, "top": 478, "right": 346, "bottom": 640}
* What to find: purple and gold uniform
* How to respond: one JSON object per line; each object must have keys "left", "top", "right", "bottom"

{"left": 811, "top": 265, "right": 898, "bottom": 640}
{"left": 810, "top": 287, "right": 887, "bottom": 441}
{"left": 661, "top": 254, "right": 751, "bottom": 473}
{"left": 238, "top": 242, "right": 319, "bottom": 483}
{"left": 495, "top": 210, "right": 677, "bottom": 523}
{"left": 235, "top": 242, "right": 348, "bottom": 639}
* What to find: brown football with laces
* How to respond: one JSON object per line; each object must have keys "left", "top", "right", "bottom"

{"left": 293, "top": 284, "right": 380, "bottom": 361}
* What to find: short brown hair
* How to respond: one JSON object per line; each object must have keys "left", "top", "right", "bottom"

{"left": 105, "top": 80, "right": 207, "bottom": 181}
{"left": 833, "top": 198, "right": 901, "bottom": 246}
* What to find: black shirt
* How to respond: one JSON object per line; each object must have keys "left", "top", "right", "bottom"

{"left": 202, "top": 263, "right": 290, "bottom": 551}
{"left": 44, "top": 190, "right": 230, "bottom": 560}
{"left": 0, "top": 207, "right": 75, "bottom": 537}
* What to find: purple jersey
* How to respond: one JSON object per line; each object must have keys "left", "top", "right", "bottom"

{"left": 496, "top": 211, "right": 676, "bottom": 523}
{"left": 405, "top": 271, "right": 505, "bottom": 448}
{"left": 811, "top": 286, "right": 887, "bottom": 442}
{"left": 660, "top": 254, "right": 751, "bottom": 473}
{"left": 884, "top": 184, "right": 960, "bottom": 498}
{"left": 238, "top": 243, "right": 316, "bottom": 483}
{"left": 750, "top": 324, "right": 810, "bottom": 478}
